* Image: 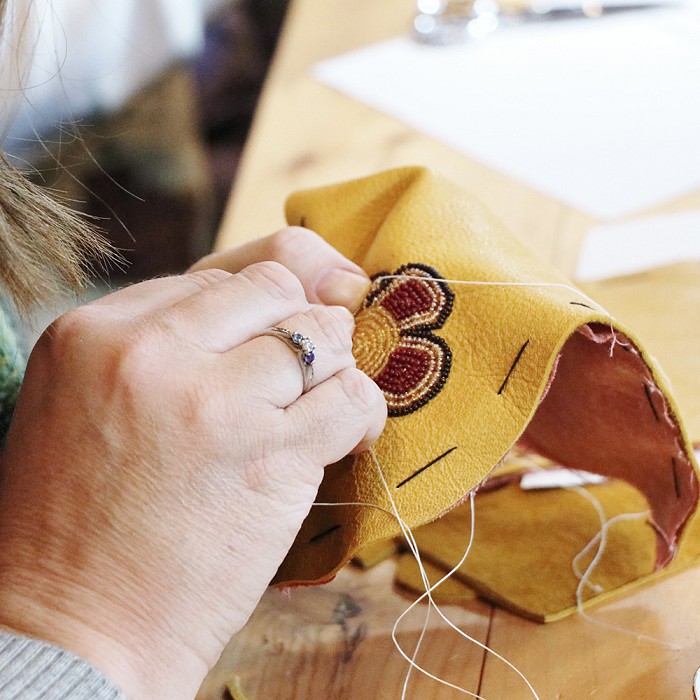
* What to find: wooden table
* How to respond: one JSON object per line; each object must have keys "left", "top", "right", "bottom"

{"left": 205, "top": 1, "right": 700, "bottom": 697}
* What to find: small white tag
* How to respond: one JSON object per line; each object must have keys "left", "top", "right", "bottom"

{"left": 520, "top": 469, "right": 607, "bottom": 491}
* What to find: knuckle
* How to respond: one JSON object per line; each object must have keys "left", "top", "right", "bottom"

{"left": 114, "top": 325, "right": 222, "bottom": 424}
{"left": 34, "top": 307, "right": 164, "bottom": 401}
{"left": 334, "top": 367, "right": 384, "bottom": 412}
{"left": 34, "top": 306, "right": 96, "bottom": 361}
{"left": 41, "top": 308, "right": 80, "bottom": 344}
{"left": 181, "top": 268, "right": 233, "bottom": 289}
{"left": 239, "top": 260, "right": 305, "bottom": 303}
{"left": 267, "top": 226, "right": 319, "bottom": 260}
{"left": 308, "top": 305, "right": 354, "bottom": 352}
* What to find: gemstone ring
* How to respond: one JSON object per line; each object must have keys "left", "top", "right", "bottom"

{"left": 263, "top": 327, "right": 315, "bottom": 392}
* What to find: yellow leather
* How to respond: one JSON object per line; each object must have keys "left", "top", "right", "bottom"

{"left": 273, "top": 167, "right": 700, "bottom": 603}
{"left": 352, "top": 539, "right": 400, "bottom": 570}
{"left": 394, "top": 262, "right": 700, "bottom": 621}
{"left": 393, "top": 466, "right": 657, "bottom": 622}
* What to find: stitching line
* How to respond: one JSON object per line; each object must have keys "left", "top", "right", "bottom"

{"left": 498, "top": 340, "right": 530, "bottom": 395}
{"left": 309, "top": 524, "right": 342, "bottom": 543}
{"left": 396, "top": 446, "right": 458, "bottom": 489}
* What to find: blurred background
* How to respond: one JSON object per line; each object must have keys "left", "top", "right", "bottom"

{"left": 5, "top": 0, "right": 698, "bottom": 344}
{"left": 4, "top": 0, "right": 289, "bottom": 284}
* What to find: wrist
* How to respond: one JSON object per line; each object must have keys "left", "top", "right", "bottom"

{"left": 0, "top": 581, "right": 140, "bottom": 697}
{"left": 0, "top": 628, "right": 127, "bottom": 699}
{"left": 0, "top": 547, "right": 208, "bottom": 699}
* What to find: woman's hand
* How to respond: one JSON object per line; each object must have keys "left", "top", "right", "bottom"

{"left": 189, "top": 226, "right": 371, "bottom": 310}
{"left": 0, "top": 229, "right": 386, "bottom": 699}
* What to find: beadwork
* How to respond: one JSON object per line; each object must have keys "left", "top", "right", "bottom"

{"left": 353, "top": 263, "right": 454, "bottom": 417}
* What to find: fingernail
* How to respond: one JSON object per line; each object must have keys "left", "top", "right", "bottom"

{"left": 316, "top": 268, "right": 371, "bottom": 311}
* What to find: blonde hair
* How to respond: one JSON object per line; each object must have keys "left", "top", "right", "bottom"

{"left": 0, "top": 0, "right": 117, "bottom": 316}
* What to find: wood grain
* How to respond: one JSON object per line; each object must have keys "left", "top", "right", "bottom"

{"left": 197, "top": 562, "right": 491, "bottom": 699}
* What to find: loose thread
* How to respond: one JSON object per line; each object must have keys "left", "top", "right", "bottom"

{"left": 313, "top": 450, "right": 541, "bottom": 700}
{"left": 368, "top": 447, "right": 541, "bottom": 700}
{"left": 516, "top": 456, "right": 682, "bottom": 651}
{"left": 315, "top": 493, "right": 484, "bottom": 696}
{"left": 571, "top": 487, "right": 682, "bottom": 651}
{"left": 373, "top": 275, "right": 605, "bottom": 313}
{"left": 314, "top": 451, "right": 682, "bottom": 695}
{"left": 607, "top": 324, "right": 633, "bottom": 358}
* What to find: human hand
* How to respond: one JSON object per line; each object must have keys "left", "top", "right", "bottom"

{"left": 189, "top": 226, "right": 371, "bottom": 311}
{"left": 0, "top": 233, "right": 386, "bottom": 699}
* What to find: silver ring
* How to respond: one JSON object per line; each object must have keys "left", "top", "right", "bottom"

{"left": 263, "top": 326, "right": 315, "bottom": 391}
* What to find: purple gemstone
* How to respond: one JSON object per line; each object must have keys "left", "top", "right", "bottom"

{"left": 303, "top": 352, "right": 315, "bottom": 365}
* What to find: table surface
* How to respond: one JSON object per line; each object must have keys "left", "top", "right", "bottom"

{"left": 206, "top": 1, "right": 700, "bottom": 697}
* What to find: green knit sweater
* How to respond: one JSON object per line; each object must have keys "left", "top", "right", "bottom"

{"left": 0, "top": 305, "right": 24, "bottom": 442}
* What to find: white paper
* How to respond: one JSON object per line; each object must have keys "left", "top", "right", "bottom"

{"left": 314, "top": 6, "right": 700, "bottom": 219}
{"left": 575, "top": 208, "right": 700, "bottom": 280}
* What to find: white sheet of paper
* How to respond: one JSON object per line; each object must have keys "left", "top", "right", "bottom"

{"left": 314, "top": 6, "right": 700, "bottom": 219}
{"left": 575, "top": 208, "right": 700, "bottom": 280}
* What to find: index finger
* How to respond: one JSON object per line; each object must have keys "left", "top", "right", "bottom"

{"left": 190, "top": 227, "right": 370, "bottom": 311}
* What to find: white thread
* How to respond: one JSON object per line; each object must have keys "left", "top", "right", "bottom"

{"left": 607, "top": 325, "right": 632, "bottom": 358}
{"left": 571, "top": 489, "right": 682, "bottom": 651}
{"left": 369, "top": 447, "right": 541, "bottom": 700}
{"left": 568, "top": 484, "right": 611, "bottom": 590}
{"left": 315, "top": 456, "right": 680, "bottom": 696}
{"left": 392, "top": 490, "right": 479, "bottom": 698}
{"left": 314, "top": 496, "right": 483, "bottom": 697}
{"left": 373, "top": 275, "right": 605, "bottom": 313}
{"left": 515, "top": 455, "right": 682, "bottom": 651}
{"left": 314, "top": 451, "right": 541, "bottom": 699}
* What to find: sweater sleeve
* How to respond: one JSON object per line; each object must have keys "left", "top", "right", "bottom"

{"left": 0, "top": 632, "right": 127, "bottom": 699}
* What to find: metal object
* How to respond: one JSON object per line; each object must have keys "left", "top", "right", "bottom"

{"left": 414, "top": 0, "right": 670, "bottom": 44}
{"left": 263, "top": 327, "right": 315, "bottom": 391}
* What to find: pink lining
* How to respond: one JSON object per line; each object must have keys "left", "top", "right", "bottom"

{"left": 519, "top": 323, "right": 698, "bottom": 569}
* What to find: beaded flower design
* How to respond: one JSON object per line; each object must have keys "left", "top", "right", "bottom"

{"left": 353, "top": 263, "right": 454, "bottom": 417}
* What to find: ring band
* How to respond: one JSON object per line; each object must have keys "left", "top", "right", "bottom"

{"left": 263, "top": 327, "right": 315, "bottom": 391}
